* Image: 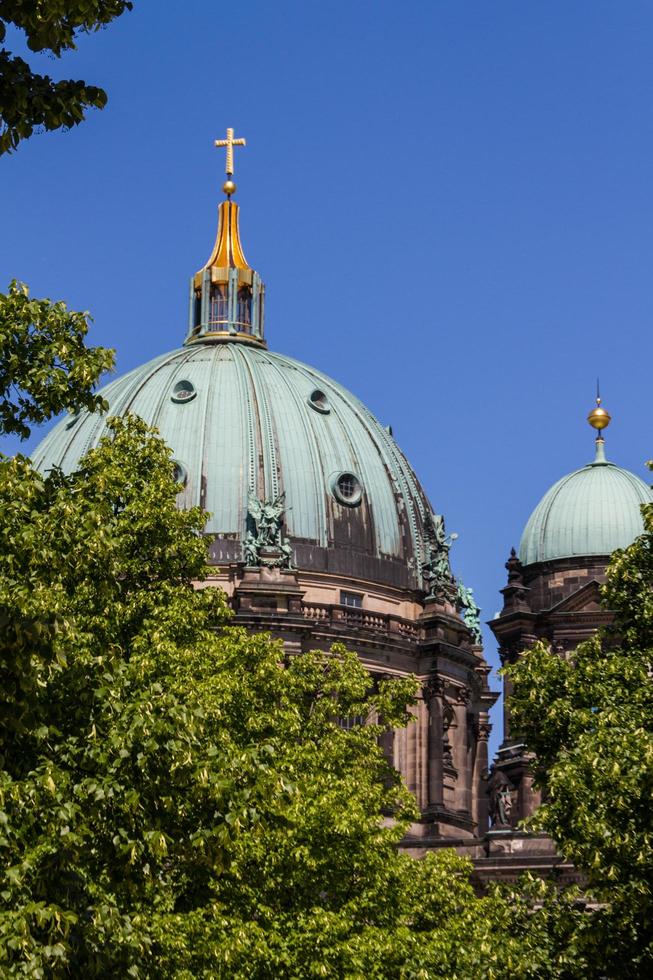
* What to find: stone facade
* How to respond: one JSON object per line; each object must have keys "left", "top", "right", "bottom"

{"left": 207, "top": 559, "right": 498, "bottom": 846}
{"left": 476, "top": 546, "right": 614, "bottom": 882}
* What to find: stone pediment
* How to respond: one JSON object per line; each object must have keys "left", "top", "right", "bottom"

{"left": 547, "top": 580, "right": 603, "bottom": 614}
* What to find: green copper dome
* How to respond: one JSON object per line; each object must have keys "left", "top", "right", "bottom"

{"left": 31, "top": 171, "right": 450, "bottom": 593}
{"left": 519, "top": 440, "right": 653, "bottom": 565}
{"left": 32, "top": 342, "right": 437, "bottom": 590}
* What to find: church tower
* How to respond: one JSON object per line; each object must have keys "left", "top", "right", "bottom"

{"left": 482, "top": 397, "right": 653, "bottom": 879}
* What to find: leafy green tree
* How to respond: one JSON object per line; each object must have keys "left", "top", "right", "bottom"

{"left": 0, "top": 280, "right": 114, "bottom": 439}
{"left": 506, "top": 472, "right": 653, "bottom": 977}
{"left": 0, "top": 414, "right": 586, "bottom": 978}
{"left": 0, "top": 0, "right": 133, "bottom": 154}
{"left": 0, "top": 286, "right": 585, "bottom": 976}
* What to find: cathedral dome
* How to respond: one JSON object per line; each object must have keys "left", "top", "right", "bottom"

{"left": 32, "top": 136, "right": 445, "bottom": 594}
{"left": 32, "top": 342, "right": 436, "bottom": 590}
{"left": 519, "top": 438, "right": 652, "bottom": 565}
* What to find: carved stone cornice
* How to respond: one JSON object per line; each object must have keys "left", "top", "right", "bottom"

{"left": 455, "top": 685, "right": 472, "bottom": 705}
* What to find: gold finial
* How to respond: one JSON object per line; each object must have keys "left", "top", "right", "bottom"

{"left": 214, "top": 127, "right": 246, "bottom": 196}
{"left": 587, "top": 379, "right": 611, "bottom": 432}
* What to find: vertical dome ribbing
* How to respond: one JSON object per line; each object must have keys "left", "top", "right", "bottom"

{"left": 519, "top": 454, "right": 652, "bottom": 564}
{"left": 31, "top": 343, "right": 437, "bottom": 591}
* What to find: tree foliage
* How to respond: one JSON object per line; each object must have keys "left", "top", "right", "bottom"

{"left": 0, "top": 287, "right": 588, "bottom": 975}
{"left": 0, "top": 280, "right": 114, "bottom": 439}
{"left": 0, "top": 416, "right": 587, "bottom": 977}
{"left": 506, "top": 471, "right": 653, "bottom": 977}
{"left": 0, "top": 0, "right": 133, "bottom": 154}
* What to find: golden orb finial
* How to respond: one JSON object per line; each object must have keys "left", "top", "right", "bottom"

{"left": 587, "top": 383, "right": 611, "bottom": 432}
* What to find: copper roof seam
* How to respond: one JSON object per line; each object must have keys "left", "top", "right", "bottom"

{"left": 240, "top": 346, "right": 279, "bottom": 501}
{"left": 230, "top": 344, "right": 257, "bottom": 500}
{"left": 258, "top": 350, "right": 328, "bottom": 547}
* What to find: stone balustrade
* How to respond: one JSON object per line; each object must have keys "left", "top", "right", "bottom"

{"left": 302, "top": 601, "right": 418, "bottom": 640}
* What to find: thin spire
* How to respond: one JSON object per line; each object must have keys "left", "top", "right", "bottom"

{"left": 587, "top": 382, "right": 611, "bottom": 464}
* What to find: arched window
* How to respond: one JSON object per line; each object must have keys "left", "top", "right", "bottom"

{"left": 236, "top": 285, "right": 252, "bottom": 331}
{"left": 209, "top": 284, "right": 228, "bottom": 324}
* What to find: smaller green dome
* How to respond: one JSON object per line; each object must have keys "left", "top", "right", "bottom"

{"left": 519, "top": 440, "right": 653, "bottom": 565}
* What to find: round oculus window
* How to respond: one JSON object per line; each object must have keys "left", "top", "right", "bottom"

{"left": 172, "top": 461, "right": 188, "bottom": 487}
{"left": 332, "top": 471, "right": 363, "bottom": 506}
{"left": 308, "top": 388, "right": 331, "bottom": 414}
{"left": 171, "top": 380, "right": 197, "bottom": 403}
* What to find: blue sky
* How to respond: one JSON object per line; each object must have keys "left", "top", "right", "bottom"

{"left": 2, "top": 1, "right": 652, "bottom": 751}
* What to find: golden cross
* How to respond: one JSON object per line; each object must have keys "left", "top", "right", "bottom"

{"left": 214, "top": 127, "right": 246, "bottom": 176}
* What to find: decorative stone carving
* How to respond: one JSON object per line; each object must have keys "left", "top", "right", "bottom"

{"left": 441, "top": 698, "right": 456, "bottom": 768}
{"left": 487, "top": 768, "right": 515, "bottom": 828}
{"left": 422, "top": 677, "right": 445, "bottom": 702}
{"left": 454, "top": 684, "right": 472, "bottom": 705}
{"left": 245, "top": 492, "right": 294, "bottom": 568}
{"left": 456, "top": 582, "right": 482, "bottom": 645}
{"left": 442, "top": 700, "right": 455, "bottom": 730}
{"left": 475, "top": 720, "right": 492, "bottom": 742}
{"left": 505, "top": 547, "right": 523, "bottom": 584}
{"left": 500, "top": 547, "right": 531, "bottom": 612}
{"left": 243, "top": 531, "right": 259, "bottom": 567}
{"left": 498, "top": 642, "right": 523, "bottom": 667}
{"left": 422, "top": 513, "right": 456, "bottom": 598}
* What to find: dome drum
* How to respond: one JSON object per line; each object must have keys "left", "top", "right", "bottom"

{"left": 508, "top": 554, "right": 611, "bottom": 617}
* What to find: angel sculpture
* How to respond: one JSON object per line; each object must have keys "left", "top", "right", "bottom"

{"left": 246, "top": 492, "right": 293, "bottom": 568}
{"left": 247, "top": 491, "right": 286, "bottom": 548}
{"left": 422, "top": 513, "right": 457, "bottom": 594}
{"left": 456, "top": 581, "right": 482, "bottom": 645}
